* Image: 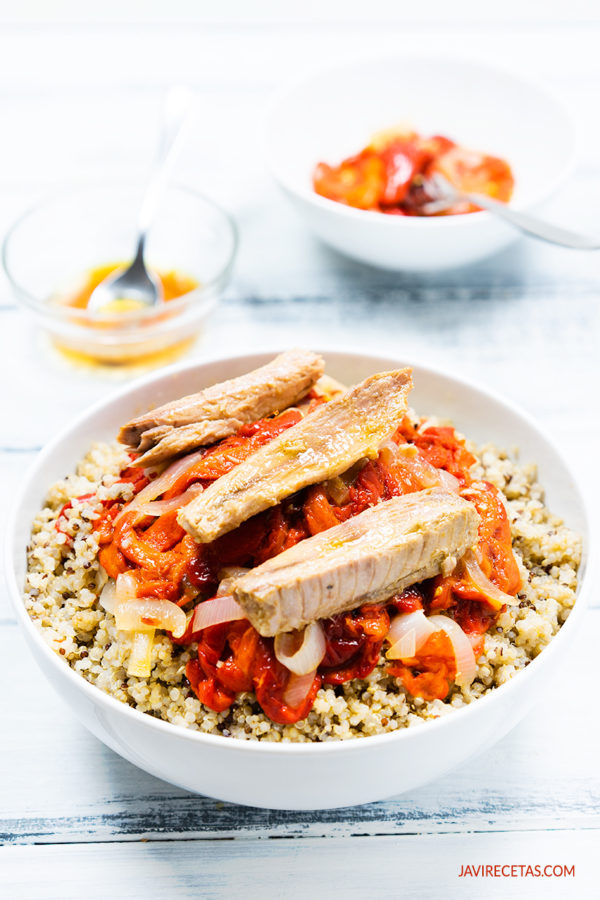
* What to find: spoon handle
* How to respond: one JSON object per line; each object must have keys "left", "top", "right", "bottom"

{"left": 465, "top": 192, "right": 600, "bottom": 250}
{"left": 136, "top": 86, "right": 196, "bottom": 242}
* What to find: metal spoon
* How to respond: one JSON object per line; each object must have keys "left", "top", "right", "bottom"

{"left": 422, "top": 173, "right": 600, "bottom": 250}
{"left": 87, "top": 87, "right": 195, "bottom": 314}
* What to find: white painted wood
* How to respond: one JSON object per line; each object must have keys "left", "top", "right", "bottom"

{"left": 0, "top": 12, "right": 599, "bottom": 891}
{"left": 3, "top": 0, "right": 599, "bottom": 28}
{"left": 0, "top": 830, "right": 595, "bottom": 899}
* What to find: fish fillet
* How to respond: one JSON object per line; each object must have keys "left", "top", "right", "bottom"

{"left": 232, "top": 488, "right": 480, "bottom": 636}
{"left": 119, "top": 349, "right": 324, "bottom": 465}
{"left": 178, "top": 368, "right": 413, "bottom": 543}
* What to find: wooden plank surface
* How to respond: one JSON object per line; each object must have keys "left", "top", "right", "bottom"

{"left": 1, "top": 830, "right": 596, "bottom": 900}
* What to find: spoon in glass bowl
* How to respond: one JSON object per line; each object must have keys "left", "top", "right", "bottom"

{"left": 87, "top": 87, "right": 195, "bottom": 314}
{"left": 422, "top": 173, "right": 600, "bottom": 250}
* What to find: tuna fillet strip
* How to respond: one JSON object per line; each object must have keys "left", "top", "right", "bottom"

{"left": 119, "top": 349, "right": 325, "bottom": 465}
{"left": 232, "top": 488, "right": 480, "bottom": 636}
{"left": 178, "top": 368, "right": 413, "bottom": 543}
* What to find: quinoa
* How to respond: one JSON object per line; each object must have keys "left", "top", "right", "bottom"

{"left": 24, "top": 435, "right": 581, "bottom": 743}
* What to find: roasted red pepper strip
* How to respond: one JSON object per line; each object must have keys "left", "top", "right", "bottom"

{"left": 303, "top": 485, "right": 342, "bottom": 535}
{"left": 142, "top": 509, "right": 186, "bottom": 551}
{"left": 388, "top": 630, "right": 457, "bottom": 701}
{"left": 388, "top": 586, "right": 425, "bottom": 614}
{"left": 380, "top": 139, "right": 430, "bottom": 206}
{"left": 186, "top": 658, "right": 236, "bottom": 713}
{"left": 313, "top": 130, "right": 513, "bottom": 215}
{"left": 252, "top": 640, "right": 322, "bottom": 725}
{"left": 112, "top": 511, "right": 178, "bottom": 574}
{"left": 98, "top": 542, "right": 129, "bottom": 579}
{"left": 130, "top": 571, "right": 181, "bottom": 603}
{"left": 461, "top": 481, "right": 521, "bottom": 594}
{"left": 186, "top": 621, "right": 321, "bottom": 725}
{"left": 217, "top": 623, "right": 261, "bottom": 694}
{"left": 313, "top": 152, "right": 386, "bottom": 210}
{"left": 104, "top": 407, "right": 518, "bottom": 724}
{"left": 253, "top": 506, "right": 294, "bottom": 564}
{"left": 453, "top": 600, "right": 496, "bottom": 655}
{"left": 400, "top": 424, "right": 476, "bottom": 484}
{"left": 186, "top": 624, "right": 238, "bottom": 711}
{"left": 431, "top": 480, "right": 521, "bottom": 614}
{"left": 321, "top": 605, "right": 390, "bottom": 685}
{"left": 93, "top": 504, "right": 122, "bottom": 544}
{"left": 117, "top": 466, "right": 150, "bottom": 492}
{"left": 163, "top": 409, "right": 302, "bottom": 498}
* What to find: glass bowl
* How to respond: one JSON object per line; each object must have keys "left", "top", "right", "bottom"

{"left": 2, "top": 182, "right": 238, "bottom": 367}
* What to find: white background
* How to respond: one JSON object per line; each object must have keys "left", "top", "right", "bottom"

{"left": 1, "top": 3, "right": 599, "bottom": 898}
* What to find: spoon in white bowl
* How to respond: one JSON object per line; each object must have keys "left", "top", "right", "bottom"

{"left": 422, "top": 173, "right": 600, "bottom": 250}
{"left": 87, "top": 87, "right": 195, "bottom": 314}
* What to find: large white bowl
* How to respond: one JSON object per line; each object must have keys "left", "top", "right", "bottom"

{"left": 6, "top": 351, "right": 592, "bottom": 809}
{"left": 265, "top": 56, "right": 577, "bottom": 271}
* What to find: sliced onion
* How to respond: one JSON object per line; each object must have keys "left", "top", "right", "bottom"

{"left": 437, "top": 469, "right": 460, "bottom": 493}
{"left": 427, "top": 614, "right": 478, "bottom": 688}
{"left": 99, "top": 577, "right": 117, "bottom": 614}
{"left": 386, "top": 610, "right": 436, "bottom": 660}
{"left": 217, "top": 567, "right": 250, "bottom": 596}
{"left": 283, "top": 670, "right": 318, "bottom": 707}
{"left": 190, "top": 594, "right": 247, "bottom": 632}
{"left": 380, "top": 441, "right": 446, "bottom": 490}
{"left": 391, "top": 628, "right": 416, "bottom": 659}
{"left": 115, "top": 597, "right": 187, "bottom": 638}
{"left": 115, "top": 572, "right": 138, "bottom": 604}
{"left": 441, "top": 555, "right": 458, "bottom": 577}
{"left": 96, "top": 564, "right": 109, "bottom": 591}
{"left": 462, "top": 549, "right": 518, "bottom": 611}
{"left": 274, "top": 622, "right": 327, "bottom": 676}
{"left": 114, "top": 448, "right": 207, "bottom": 525}
{"left": 135, "top": 483, "right": 204, "bottom": 518}
{"left": 142, "top": 462, "right": 168, "bottom": 479}
{"left": 127, "top": 630, "right": 155, "bottom": 678}
{"left": 325, "top": 475, "right": 350, "bottom": 506}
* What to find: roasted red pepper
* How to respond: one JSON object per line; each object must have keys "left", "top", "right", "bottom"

{"left": 252, "top": 640, "right": 322, "bottom": 725}
{"left": 186, "top": 620, "right": 321, "bottom": 725}
{"left": 313, "top": 129, "right": 513, "bottom": 216}
{"left": 163, "top": 409, "right": 302, "bottom": 498}
{"left": 431, "top": 480, "right": 521, "bottom": 615}
{"left": 100, "top": 408, "right": 516, "bottom": 721}
{"left": 395, "top": 422, "right": 476, "bottom": 484}
{"left": 320, "top": 605, "right": 390, "bottom": 685}
{"left": 388, "top": 630, "right": 457, "bottom": 701}
{"left": 461, "top": 481, "right": 522, "bottom": 594}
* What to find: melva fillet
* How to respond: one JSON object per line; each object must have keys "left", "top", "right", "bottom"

{"left": 178, "top": 368, "right": 413, "bottom": 543}
{"left": 232, "top": 488, "right": 480, "bottom": 636}
{"left": 118, "top": 349, "right": 325, "bottom": 465}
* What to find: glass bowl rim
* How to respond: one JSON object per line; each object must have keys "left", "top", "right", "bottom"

{"left": 1, "top": 178, "right": 239, "bottom": 325}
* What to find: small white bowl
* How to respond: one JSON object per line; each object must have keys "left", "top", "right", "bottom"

{"left": 265, "top": 56, "right": 577, "bottom": 271}
{"left": 6, "top": 351, "right": 592, "bottom": 809}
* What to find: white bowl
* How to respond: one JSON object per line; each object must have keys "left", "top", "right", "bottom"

{"left": 265, "top": 56, "right": 577, "bottom": 271}
{"left": 6, "top": 351, "right": 592, "bottom": 809}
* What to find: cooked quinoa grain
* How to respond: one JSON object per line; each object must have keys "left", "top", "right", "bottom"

{"left": 24, "top": 437, "right": 581, "bottom": 742}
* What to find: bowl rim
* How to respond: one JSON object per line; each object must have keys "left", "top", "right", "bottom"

{"left": 264, "top": 51, "right": 579, "bottom": 227}
{"left": 1, "top": 179, "right": 239, "bottom": 325}
{"left": 6, "top": 347, "right": 594, "bottom": 757}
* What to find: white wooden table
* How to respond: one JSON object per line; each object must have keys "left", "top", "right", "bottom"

{"left": 1, "top": 8, "right": 599, "bottom": 898}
